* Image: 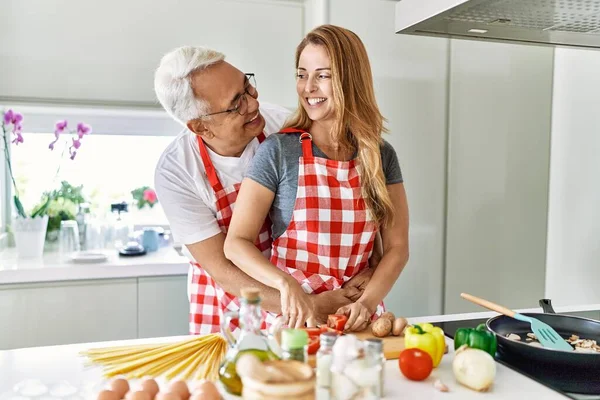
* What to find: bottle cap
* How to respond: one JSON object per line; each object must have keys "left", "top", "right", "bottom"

{"left": 281, "top": 329, "right": 308, "bottom": 350}
{"left": 240, "top": 288, "right": 261, "bottom": 302}
{"left": 320, "top": 332, "right": 339, "bottom": 347}
{"left": 364, "top": 338, "right": 383, "bottom": 351}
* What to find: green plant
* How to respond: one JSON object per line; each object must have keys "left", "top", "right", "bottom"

{"left": 131, "top": 186, "right": 158, "bottom": 209}
{"left": 36, "top": 181, "right": 87, "bottom": 236}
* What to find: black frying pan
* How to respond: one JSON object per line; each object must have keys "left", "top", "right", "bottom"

{"left": 486, "top": 299, "right": 600, "bottom": 394}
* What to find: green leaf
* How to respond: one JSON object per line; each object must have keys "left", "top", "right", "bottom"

{"left": 13, "top": 196, "right": 27, "bottom": 218}
{"left": 31, "top": 197, "right": 51, "bottom": 218}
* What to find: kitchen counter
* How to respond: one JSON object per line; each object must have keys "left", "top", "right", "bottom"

{"left": 3, "top": 306, "right": 599, "bottom": 400}
{"left": 0, "top": 246, "right": 189, "bottom": 284}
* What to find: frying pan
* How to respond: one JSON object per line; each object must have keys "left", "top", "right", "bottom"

{"left": 486, "top": 299, "right": 600, "bottom": 394}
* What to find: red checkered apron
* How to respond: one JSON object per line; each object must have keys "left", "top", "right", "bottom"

{"left": 188, "top": 133, "right": 278, "bottom": 334}
{"left": 271, "top": 128, "right": 385, "bottom": 317}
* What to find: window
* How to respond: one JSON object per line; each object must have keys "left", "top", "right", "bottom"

{"left": 2, "top": 105, "right": 182, "bottom": 229}
{"left": 11, "top": 133, "right": 173, "bottom": 226}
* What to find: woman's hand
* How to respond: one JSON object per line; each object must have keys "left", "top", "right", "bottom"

{"left": 336, "top": 300, "right": 375, "bottom": 332}
{"left": 278, "top": 277, "right": 315, "bottom": 328}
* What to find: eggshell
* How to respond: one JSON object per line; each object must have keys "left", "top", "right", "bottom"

{"left": 97, "top": 390, "right": 120, "bottom": 400}
{"left": 190, "top": 381, "right": 220, "bottom": 400}
{"left": 127, "top": 391, "right": 151, "bottom": 400}
{"left": 156, "top": 392, "right": 181, "bottom": 400}
{"left": 110, "top": 379, "right": 130, "bottom": 399}
{"left": 168, "top": 381, "right": 190, "bottom": 400}
{"left": 140, "top": 379, "right": 160, "bottom": 399}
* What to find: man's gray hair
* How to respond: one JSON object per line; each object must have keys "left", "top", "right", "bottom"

{"left": 154, "top": 46, "right": 225, "bottom": 127}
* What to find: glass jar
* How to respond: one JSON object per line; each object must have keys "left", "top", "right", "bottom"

{"left": 316, "top": 332, "right": 338, "bottom": 400}
{"left": 281, "top": 328, "right": 308, "bottom": 362}
{"left": 364, "top": 339, "right": 385, "bottom": 398}
{"left": 218, "top": 288, "right": 279, "bottom": 396}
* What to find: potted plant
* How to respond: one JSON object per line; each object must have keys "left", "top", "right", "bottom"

{"left": 1, "top": 109, "right": 91, "bottom": 259}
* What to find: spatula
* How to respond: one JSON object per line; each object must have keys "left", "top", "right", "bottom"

{"left": 460, "top": 293, "right": 573, "bottom": 352}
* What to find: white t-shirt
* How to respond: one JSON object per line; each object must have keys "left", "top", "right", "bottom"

{"left": 154, "top": 102, "right": 290, "bottom": 260}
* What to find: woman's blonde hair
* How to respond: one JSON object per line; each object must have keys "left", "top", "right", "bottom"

{"left": 285, "top": 24, "right": 394, "bottom": 227}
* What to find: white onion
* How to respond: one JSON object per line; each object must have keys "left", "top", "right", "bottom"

{"left": 452, "top": 345, "right": 496, "bottom": 392}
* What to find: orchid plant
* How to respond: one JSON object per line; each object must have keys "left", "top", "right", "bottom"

{"left": 1, "top": 108, "right": 91, "bottom": 219}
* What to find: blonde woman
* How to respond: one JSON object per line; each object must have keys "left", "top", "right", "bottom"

{"left": 224, "top": 25, "right": 409, "bottom": 332}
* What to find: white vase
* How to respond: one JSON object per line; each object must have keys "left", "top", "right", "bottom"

{"left": 12, "top": 215, "right": 49, "bottom": 259}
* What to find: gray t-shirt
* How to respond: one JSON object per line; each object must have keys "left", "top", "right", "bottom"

{"left": 245, "top": 132, "right": 403, "bottom": 239}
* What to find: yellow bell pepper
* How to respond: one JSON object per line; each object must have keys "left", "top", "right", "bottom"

{"left": 404, "top": 323, "right": 445, "bottom": 367}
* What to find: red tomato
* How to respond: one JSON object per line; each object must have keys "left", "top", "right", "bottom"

{"left": 327, "top": 314, "right": 348, "bottom": 331}
{"left": 302, "top": 328, "right": 322, "bottom": 338}
{"left": 319, "top": 325, "right": 343, "bottom": 335}
{"left": 307, "top": 336, "right": 320, "bottom": 355}
{"left": 398, "top": 348, "right": 433, "bottom": 381}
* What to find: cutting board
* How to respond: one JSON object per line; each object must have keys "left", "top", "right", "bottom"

{"left": 353, "top": 330, "right": 405, "bottom": 360}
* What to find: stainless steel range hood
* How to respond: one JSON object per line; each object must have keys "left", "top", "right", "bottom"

{"left": 395, "top": 0, "right": 600, "bottom": 50}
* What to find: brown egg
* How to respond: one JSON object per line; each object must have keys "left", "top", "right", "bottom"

{"left": 127, "top": 391, "right": 151, "bottom": 400}
{"left": 191, "top": 381, "right": 220, "bottom": 400}
{"left": 110, "top": 379, "right": 130, "bottom": 399}
{"left": 168, "top": 381, "right": 190, "bottom": 400}
{"left": 140, "top": 379, "right": 160, "bottom": 399}
{"left": 156, "top": 392, "right": 181, "bottom": 400}
{"left": 97, "top": 390, "right": 121, "bottom": 400}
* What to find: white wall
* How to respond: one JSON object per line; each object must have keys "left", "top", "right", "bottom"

{"left": 444, "top": 40, "right": 554, "bottom": 313}
{"left": 0, "top": 0, "right": 304, "bottom": 110}
{"left": 330, "top": 0, "right": 449, "bottom": 317}
{"left": 546, "top": 48, "right": 600, "bottom": 306}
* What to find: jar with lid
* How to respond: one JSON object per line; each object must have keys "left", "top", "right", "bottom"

{"left": 316, "top": 332, "right": 338, "bottom": 400}
{"left": 364, "top": 338, "right": 385, "bottom": 398}
{"left": 281, "top": 329, "right": 308, "bottom": 362}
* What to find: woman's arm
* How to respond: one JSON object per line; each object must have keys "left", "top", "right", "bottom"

{"left": 224, "top": 178, "right": 315, "bottom": 328}
{"left": 340, "top": 182, "right": 410, "bottom": 331}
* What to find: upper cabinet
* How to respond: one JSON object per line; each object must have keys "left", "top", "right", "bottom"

{"left": 0, "top": 0, "right": 304, "bottom": 108}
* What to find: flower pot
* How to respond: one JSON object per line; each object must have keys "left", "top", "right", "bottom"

{"left": 12, "top": 215, "right": 49, "bottom": 259}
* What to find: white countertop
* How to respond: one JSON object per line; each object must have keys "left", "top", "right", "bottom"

{"left": 0, "top": 246, "right": 189, "bottom": 284}
{"left": 3, "top": 306, "right": 600, "bottom": 400}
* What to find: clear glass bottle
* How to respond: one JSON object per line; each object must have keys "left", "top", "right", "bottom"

{"left": 316, "top": 332, "right": 338, "bottom": 400}
{"left": 218, "top": 288, "right": 279, "bottom": 396}
{"left": 364, "top": 339, "right": 385, "bottom": 399}
{"left": 281, "top": 328, "right": 308, "bottom": 362}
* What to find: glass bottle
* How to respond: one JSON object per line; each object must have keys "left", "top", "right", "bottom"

{"left": 218, "top": 288, "right": 279, "bottom": 396}
{"left": 316, "top": 332, "right": 338, "bottom": 400}
{"left": 364, "top": 338, "right": 385, "bottom": 399}
{"left": 281, "top": 328, "right": 308, "bottom": 362}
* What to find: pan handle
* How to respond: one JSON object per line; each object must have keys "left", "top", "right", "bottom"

{"left": 539, "top": 299, "right": 556, "bottom": 314}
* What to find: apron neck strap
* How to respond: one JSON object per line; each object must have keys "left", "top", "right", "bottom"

{"left": 197, "top": 132, "right": 267, "bottom": 193}
{"left": 279, "top": 128, "right": 313, "bottom": 158}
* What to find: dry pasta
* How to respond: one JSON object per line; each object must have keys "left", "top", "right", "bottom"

{"left": 80, "top": 334, "right": 227, "bottom": 381}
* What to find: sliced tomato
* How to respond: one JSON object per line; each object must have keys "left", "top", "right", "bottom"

{"left": 327, "top": 314, "right": 348, "bottom": 331}
{"left": 318, "top": 325, "right": 343, "bottom": 335}
{"left": 307, "top": 336, "right": 320, "bottom": 355}
{"left": 302, "top": 327, "right": 322, "bottom": 338}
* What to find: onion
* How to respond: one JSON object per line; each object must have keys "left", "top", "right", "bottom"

{"left": 452, "top": 345, "right": 496, "bottom": 392}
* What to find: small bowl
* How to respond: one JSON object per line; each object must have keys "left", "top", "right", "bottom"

{"left": 241, "top": 360, "right": 315, "bottom": 399}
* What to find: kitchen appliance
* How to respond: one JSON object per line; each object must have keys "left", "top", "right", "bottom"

{"left": 395, "top": 0, "right": 600, "bottom": 50}
{"left": 435, "top": 303, "right": 600, "bottom": 398}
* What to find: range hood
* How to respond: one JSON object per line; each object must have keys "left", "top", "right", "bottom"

{"left": 395, "top": 0, "right": 600, "bottom": 50}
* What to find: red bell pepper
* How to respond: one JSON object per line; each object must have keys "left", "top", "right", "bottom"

{"left": 327, "top": 314, "right": 348, "bottom": 331}
{"left": 307, "top": 335, "right": 320, "bottom": 355}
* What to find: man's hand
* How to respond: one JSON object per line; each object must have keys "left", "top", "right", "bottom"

{"left": 310, "top": 287, "right": 360, "bottom": 324}
{"left": 342, "top": 266, "right": 375, "bottom": 296}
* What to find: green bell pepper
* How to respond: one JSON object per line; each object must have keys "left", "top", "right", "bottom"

{"left": 454, "top": 323, "right": 497, "bottom": 356}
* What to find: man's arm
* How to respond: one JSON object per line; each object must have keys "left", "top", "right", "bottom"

{"left": 186, "top": 232, "right": 282, "bottom": 314}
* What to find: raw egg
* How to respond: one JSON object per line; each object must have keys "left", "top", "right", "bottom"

{"left": 168, "top": 381, "right": 190, "bottom": 400}
{"left": 127, "top": 391, "right": 151, "bottom": 400}
{"left": 140, "top": 379, "right": 160, "bottom": 399}
{"left": 110, "top": 379, "right": 130, "bottom": 399}
{"left": 191, "top": 381, "right": 220, "bottom": 400}
{"left": 97, "top": 390, "right": 120, "bottom": 400}
{"left": 156, "top": 392, "right": 181, "bottom": 400}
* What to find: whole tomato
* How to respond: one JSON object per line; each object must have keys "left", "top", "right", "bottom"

{"left": 398, "top": 348, "right": 433, "bottom": 381}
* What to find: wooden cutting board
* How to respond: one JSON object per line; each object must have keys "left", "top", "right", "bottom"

{"left": 353, "top": 330, "right": 405, "bottom": 360}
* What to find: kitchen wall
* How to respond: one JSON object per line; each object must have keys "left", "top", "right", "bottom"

{"left": 546, "top": 48, "right": 600, "bottom": 306}
{"left": 1, "top": 0, "right": 587, "bottom": 322}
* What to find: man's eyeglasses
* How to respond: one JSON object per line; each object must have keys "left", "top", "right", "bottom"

{"left": 199, "top": 73, "right": 257, "bottom": 118}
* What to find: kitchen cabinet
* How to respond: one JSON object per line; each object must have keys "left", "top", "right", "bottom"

{"left": 444, "top": 40, "right": 554, "bottom": 313}
{"left": 0, "top": 279, "right": 138, "bottom": 350}
{"left": 0, "top": 275, "right": 189, "bottom": 350}
{"left": 138, "top": 276, "right": 189, "bottom": 338}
